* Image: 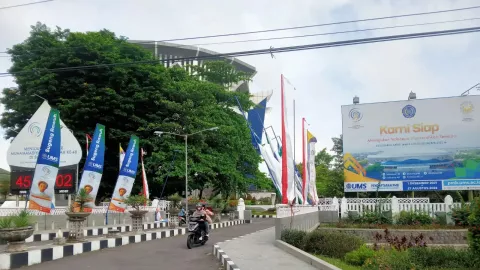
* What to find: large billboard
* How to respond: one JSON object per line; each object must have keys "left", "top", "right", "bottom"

{"left": 342, "top": 95, "right": 480, "bottom": 192}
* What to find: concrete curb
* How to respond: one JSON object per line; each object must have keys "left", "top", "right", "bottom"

{"left": 213, "top": 228, "right": 271, "bottom": 270}
{"left": 24, "top": 221, "right": 168, "bottom": 243}
{"left": 0, "top": 220, "right": 245, "bottom": 270}
{"left": 274, "top": 240, "right": 341, "bottom": 270}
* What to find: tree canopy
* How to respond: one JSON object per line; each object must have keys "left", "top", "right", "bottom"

{"left": 1, "top": 23, "right": 269, "bottom": 201}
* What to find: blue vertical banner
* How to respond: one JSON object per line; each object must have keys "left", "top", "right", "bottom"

{"left": 108, "top": 135, "right": 140, "bottom": 212}
{"left": 77, "top": 124, "right": 106, "bottom": 212}
{"left": 29, "top": 109, "right": 61, "bottom": 213}
{"left": 247, "top": 97, "right": 267, "bottom": 154}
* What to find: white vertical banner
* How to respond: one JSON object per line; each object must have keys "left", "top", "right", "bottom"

{"left": 307, "top": 131, "right": 318, "bottom": 205}
{"left": 280, "top": 74, "right": 296, "bottom": 204}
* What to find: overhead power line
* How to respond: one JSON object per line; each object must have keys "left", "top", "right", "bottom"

{"left": 2, "top": 17, "right": 480, "bottom": 59}
{"left": 140, "top": 5, "right": 480, "bottom": 43}
{"left": 2, "top": 5, "right": 480, "bottom": 55}
{"left": 194, "top": 17, "right": 480, "bottom": 46}
{"left": 1, "top": 25, "right": 480, "bottom": 78}
{"left": 0, "top": 0, "right": 54, "bottom": 10}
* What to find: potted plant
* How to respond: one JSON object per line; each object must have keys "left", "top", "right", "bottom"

{"left": 0, "top": 210, "right": 34, "bottom": 252}
{"left": 209, "top": 195, "right": 226, "bottom": 223}
{"left": 125, "top": 195, "right": 149, "bottom": 233}
{"left": 168, "top": 193, "right": 182, "bottom": 215}
{"left": 65, "top": 188, "right": 93, "bottom": 242}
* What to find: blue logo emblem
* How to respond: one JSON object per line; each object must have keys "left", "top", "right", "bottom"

{"left": 349, "top": 108, "right": 363, "bottom": 122}
{"left": 402, "top": 105, "right": 416, "bottom": 118}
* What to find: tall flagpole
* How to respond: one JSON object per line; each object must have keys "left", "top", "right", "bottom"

{"left": 281, "top": 74, "right": 288, "bottom": 204}
{"left": 302, "top": 118, "right": 306, "bottom": 204}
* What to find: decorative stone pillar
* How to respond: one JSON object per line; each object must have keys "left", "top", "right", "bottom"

{"left": 237, "top": 198, "right": 245, "bottom": 220}
{"left": 65, "top": 212, "right": 91, "bottom": 243}
{"left": 129, "top": 210, "right": 148, "bottom": 233}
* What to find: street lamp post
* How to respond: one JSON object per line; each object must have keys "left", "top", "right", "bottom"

{"left": 154, "top": 127, "right": 218, "bottom": 217}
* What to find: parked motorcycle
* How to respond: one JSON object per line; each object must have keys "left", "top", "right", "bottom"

{"left": 186, "top": 216, "right": 208, "bottom": 249}
{"left": 178, "top": 215, "right": 186, "bottom": 226}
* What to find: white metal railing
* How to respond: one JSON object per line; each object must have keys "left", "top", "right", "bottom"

{"left": 276, "top": 204, "right": 318, "bottom": 218}
{"left": 316, "top": 196, "right": 466, "bottom": 218}
{"left": 0, "top": 205, "right": 164, "bottom": 217}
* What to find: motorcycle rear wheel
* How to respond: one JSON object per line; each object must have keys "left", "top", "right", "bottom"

{"left": 187, "top": 234, "right": 194, "bottom": 249}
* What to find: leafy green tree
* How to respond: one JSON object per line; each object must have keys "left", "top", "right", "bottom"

{"left": 0, "top": 23, "right": 266, "bottom": 201}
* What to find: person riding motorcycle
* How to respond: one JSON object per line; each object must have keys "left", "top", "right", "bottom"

{"left": 178, "top": 207, "right": 186, "bottom": 225}
{"left": 191, "top": 203, "right": 211, "bottom": 240}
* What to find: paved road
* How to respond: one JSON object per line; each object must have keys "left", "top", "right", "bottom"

{"left": 25, "top": 219, "right": 275, "bottom": 270}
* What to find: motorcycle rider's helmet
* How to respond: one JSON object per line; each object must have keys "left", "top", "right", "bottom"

{"left": 196, "top": 203, "right": 202, "bottom": 210}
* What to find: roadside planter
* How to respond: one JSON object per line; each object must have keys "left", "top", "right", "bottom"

{"left": 124, "top": 194, "right": 150, "bottom": 232}
{"left": 129, "top": 210, "right": 148, "bottom": 233}
{"left": 65, "top": 212, "right": 91, "bottom": 242}
{"left": 65, "top": 187, "right": 93, "bottom": 243}
{"left": 0, "top": 210, "right": 34, "bottom": 252}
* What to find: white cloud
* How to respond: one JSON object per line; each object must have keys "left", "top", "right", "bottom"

{"left": 1, "top": 0, "right": 480, "bottom": 170}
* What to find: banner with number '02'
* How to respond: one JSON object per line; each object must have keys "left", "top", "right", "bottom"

{"left": 76, "top": 124, "right": 106, "bottom": 212}
{"left": 28, "top": 109, "right": 61, "bottom": 214}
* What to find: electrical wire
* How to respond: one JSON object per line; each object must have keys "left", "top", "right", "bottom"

{"left": 194, "top": 17, "right": 480, "bottom": 46}
{"left": 1, "top": 25, "right": 480, "bottom": 77}
{"left": 2, "top": 16, "right": 480, "bottom": 59}
{"left": 143, "top": 5, "right": 480, "bottom": 43}
{"left": 2, "top": 5, "right": 480, "bottom": 55}
{"left": 0, "top": 0, "right": 54, "bottom": 10}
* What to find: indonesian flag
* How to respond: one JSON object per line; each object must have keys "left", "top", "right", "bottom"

{"left": 119, "top": 144, "right": 125, "bottom": 169}
{"left": 86, "top": 134, "right": 92, "bottom": 155}
{"left": 140, "top": 148, "right": 149, "bottom": 205}
{"left": 280, "top": 74, "right": 296, "bottom": 204}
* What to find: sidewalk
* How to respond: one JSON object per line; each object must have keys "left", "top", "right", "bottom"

{"left": 218, "top": 227, "right": 316, "bottom": 270}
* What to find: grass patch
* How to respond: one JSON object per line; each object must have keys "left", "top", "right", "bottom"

{"left": 252, "top": 210, "right": 276, "bottom": 216}
{"left": 315, "top": 255, "right": 362, "bottom": 270}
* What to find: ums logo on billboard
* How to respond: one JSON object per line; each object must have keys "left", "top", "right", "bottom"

{"left": 345, "top": 183, "right": 367, "bottom": 191}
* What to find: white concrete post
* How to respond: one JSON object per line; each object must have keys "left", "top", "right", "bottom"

{"left": 445, "top": 195, "right": 454, "bottom": 213}
{"left": 332, "top": 197, "right": 339, "bottom": 217}
{"left": 341, "top": 197, "right": 348, "bottom": 218}
{"left": 51, "top": 221, "right": 55, "bottom": 230}
{"left": 237, "top": 198, "right": 245, "bottom": 220}
{"left": 391, "top": 196, "right": 399, "bottom": 216}
{"left": 92, "top": 220, "right": 96, "bottom": 227}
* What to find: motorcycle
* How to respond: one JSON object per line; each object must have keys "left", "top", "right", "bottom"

{"left": 178, "top": 215, "right": 186, "bottom": 226}
{"left": 186, "top": 216, "right": 208, "bottom": 249}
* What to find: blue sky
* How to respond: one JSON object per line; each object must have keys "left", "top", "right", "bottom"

{"left": 1, "top": 0, "right": 480, "bottom": 170}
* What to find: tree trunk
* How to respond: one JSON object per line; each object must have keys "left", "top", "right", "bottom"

{"left": 199, "top": 188, "right": 204, "bottom": 199}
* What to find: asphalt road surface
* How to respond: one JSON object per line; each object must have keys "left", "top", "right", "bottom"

{"left": 25, "top": 219, "right": 275, "bottom": 270}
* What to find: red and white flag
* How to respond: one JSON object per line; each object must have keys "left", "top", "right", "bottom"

{"left": 140, "top": 148, "right": 149, "bottom": 205}
{"left": 280, "top": 74, "right": 296, "bottom": 204}
{"left": 86, "top": 134, "right": 92, "bottom": 155}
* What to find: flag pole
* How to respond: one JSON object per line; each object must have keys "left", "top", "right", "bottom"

{"left": 302, "top": 118, "right": 306, "bottom": 204}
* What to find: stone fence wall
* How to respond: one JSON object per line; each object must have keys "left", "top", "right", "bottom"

{"left": 317, "top": 227, "right": 468, "bottom": 245}
{"left": 274, "top": 211, "right": 320, "bottom": 240}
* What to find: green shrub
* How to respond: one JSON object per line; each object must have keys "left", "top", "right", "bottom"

{"left": 468, "top": 197, "right": 480, "bottom": 254}
{"left": 281, "top": 229, "right": 306, "bottom": 249}
{"left": 344, "top": 244, "right": 375, "bottom": 266}
{"left": 363, "top": 248, "right": 414, "bottom": 270}
{"left": 408, "top": 247, "right": 479, "bottom": 269}
{"left": 358, "top": 210, "right": 392, "bottom": 225}
{"left": 304, "top": 230, "right": 364, "bottom": 258}
{"left": 452, "top": 205, "right": 470, "bottom": 227}
{"left": 396, "top": 210, "right": 433, "bottom": 225}
{"left": 259, "top": 197, "right": 272, "bottom": 205}
{"left": 0, "top": 210, "right": 32, "bottom": 229}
